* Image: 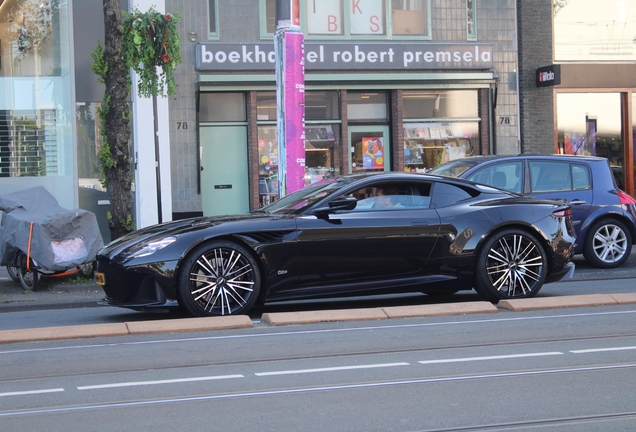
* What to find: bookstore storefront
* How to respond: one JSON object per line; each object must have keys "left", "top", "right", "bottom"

{"left": 196, "top": 41, "right": 496, "bottom": 209}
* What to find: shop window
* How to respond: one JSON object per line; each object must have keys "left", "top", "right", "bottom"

{"left": 305, "top": 91, "right": 340, "bottom": 120}
{"left": 199, "top": 93, "right": 246, "bottom": 122}
{"left": 347, "top": 92, "right": 388, "bottom": 121}
{"left": 208, "top": 0, "right": 219, "bottom": 39}
{"left": 258, "top": 126, "right": 279, "bottom": 207}
{"left": 305, "top": 124, "right": 341, "bottom": 185}
{"left": 404, "top": 122, "right": 478, "bottom": 172}
{"left": 556, "top": 93, "right": 623, "bottom": 167}
{"left": 402, "top": 90, "right": 479, "bottom": 172}
{"left": 0, "top": 0, "right": 75, "bottom": 208}
{"left": 304, "top": 0, "right": 430, "bottom": 39}
{"left": 554, "top": 0, "right": 636, "bottom": 61}
{"left": 403, "top": 90, "right": 478, "bottom": 119}
{"left": 256, "top": 92, "right": 276, "bottom": 121}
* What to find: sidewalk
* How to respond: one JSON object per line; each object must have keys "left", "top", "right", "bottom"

{"left": 0, "top": 265, "right": 104, "bottom": 312}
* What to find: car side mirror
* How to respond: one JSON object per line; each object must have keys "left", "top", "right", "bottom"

{"left": 313, "top": 196, "right": 357, "bottom": 215}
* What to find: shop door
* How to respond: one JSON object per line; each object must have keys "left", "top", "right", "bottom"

{"left": 200, "top": 126, "right": 249, "bottom": 216}
{"left": 348, "top": 126, "right": 391, "bottom": 173}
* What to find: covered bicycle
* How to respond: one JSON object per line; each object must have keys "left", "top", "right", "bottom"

{"left": 1, "top": 187, "right": 104, "bottom": 291}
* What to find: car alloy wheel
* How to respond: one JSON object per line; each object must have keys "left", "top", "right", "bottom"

{"left": 474, "top": 229, "right": 547, "bottom": 301}
{"left": 583, "top": 219, "right": 632, "bottom": 269}
{"left": 178, "top": 241, "right": 261, "bottom": 316}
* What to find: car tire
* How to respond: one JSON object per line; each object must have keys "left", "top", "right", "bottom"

{"left": 583, "top": 219, "right": 632, "bottom": 269}
{"left": 177, "top": 240, "right": 261, "bottom": 317}
{"left": 474, "top": 229, "right": 547, "bottom": 302}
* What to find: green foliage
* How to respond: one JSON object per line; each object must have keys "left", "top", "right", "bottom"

{"left": 120, "top": 214, "right": 135, "bottom": 231}
{"left": 122, "top": 7, "right": 182, "bottom": 98}
{"left": 90, "top": 41, "right": 108, "bottom": 84}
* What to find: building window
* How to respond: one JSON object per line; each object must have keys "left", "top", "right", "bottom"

{"left": 554, "top": 0, "right": 636, "bottom": 61}
{"left": 199, "top": 93, "right": 246, "bottom": 122}
{"left": 260, "top": 0, "right": 277, "bottom": 38}
{"left": 557, "top": 93, "right": 623, "bottom": 184}
{"left": 466, "top": 0, "right": 476, "bottom": 40}
{"left": 208, "top": 0, "right": 219, "bottom": 39}
{"left": 402, "top": 90, "right": 479, "bottom": 172}
{"left": 304, "top": 0, "right": 430, "bottom": 39}
{"left": 392, "top": 0, "right": 428, "bottom": 37}
{"left": 347, "top": 92, "right": 388, "bottom": 121}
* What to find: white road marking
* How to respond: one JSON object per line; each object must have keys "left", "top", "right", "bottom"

{"left": 77, "top": 374, "right": 243, "bottom": 390}
{"left": 2, "top": 363, "right": 636, "bottom": 418}
{"left": 0, "top": 388, "right": 64, "bottom": 397}
{"left": 418, "top": 352, "right": 563, "bottom": 365}
{"left": 255, "top": 362, "right": 410, "bottom": 376}
{"left": 570, "top": 346, "right": 636, "bottom": 354}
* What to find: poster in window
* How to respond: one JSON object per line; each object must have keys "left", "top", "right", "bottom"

{"left": 362, "top": 137, "right": 384, "bottom": 170}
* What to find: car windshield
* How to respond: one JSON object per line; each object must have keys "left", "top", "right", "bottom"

{"left": 428, "top": 159, "right": 483, "bottom": 177}
{"left": 260, "top": 178, "right": 349, "bottom": 214}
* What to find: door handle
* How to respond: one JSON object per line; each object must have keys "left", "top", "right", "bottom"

{"left": 570, "top": 199, "right": 586, "bottom": 205}
{"left": 411, "top": 222, "right": 429, "bottom": 226}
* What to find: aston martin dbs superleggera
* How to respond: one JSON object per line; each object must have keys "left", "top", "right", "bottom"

{"left": 95, "top": 172, "right": 576, "bottom": 317}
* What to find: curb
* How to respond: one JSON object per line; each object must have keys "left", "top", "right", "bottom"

{"left": 1, "top": 294, "right": 635, "bottom": 344}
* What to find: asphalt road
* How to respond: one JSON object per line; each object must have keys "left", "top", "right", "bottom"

{"left": 1, "top": 303, "right": 635, "bottom": 430}
{"left": 1, "top": 252, "right": 636, "bottom": 330}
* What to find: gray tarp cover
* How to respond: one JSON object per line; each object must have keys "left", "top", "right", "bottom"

{"left": 0, "top": 187, "right": 104, "bottom": 271}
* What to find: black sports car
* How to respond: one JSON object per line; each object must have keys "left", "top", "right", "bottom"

{"left": 95, "top": 172, "right": 576, "bottom": 317}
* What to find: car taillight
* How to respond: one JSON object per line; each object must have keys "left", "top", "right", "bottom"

{"left": 617, "top": 190, "right": 636, "bottom": 205}
{"left": 552, "top": 208, "right": 572, "bottom": 218}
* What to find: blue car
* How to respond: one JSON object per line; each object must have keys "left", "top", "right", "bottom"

{"left": 429, "top": 154, "right": 636, "bottom": 268}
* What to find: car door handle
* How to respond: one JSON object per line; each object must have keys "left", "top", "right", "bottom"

{"left": 570, "top": 199, "right": 586, "bottom": 205}
{"left": 411, "top": 222, "right": 429, "bottom": 226}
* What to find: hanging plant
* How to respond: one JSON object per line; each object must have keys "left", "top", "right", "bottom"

{"left": 122, "top": 6, "right": 182, "bottom": 98}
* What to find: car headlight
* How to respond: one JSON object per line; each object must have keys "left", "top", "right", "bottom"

{"left": 128, "top": 236, "right": 177, "bottom": 258}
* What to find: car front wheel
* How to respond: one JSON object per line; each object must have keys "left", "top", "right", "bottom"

{"left": 177, "top": 241, "right": 261, "bottom": 317}
{"left": 474, "top": 229, "right": 547, "bottom": 302}
{"left": 583, "top": 219, "right": 632, "bottom": 269}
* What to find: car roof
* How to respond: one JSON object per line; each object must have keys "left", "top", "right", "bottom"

{"left": 453, "top": 154, "right": 609, "bottom": 163}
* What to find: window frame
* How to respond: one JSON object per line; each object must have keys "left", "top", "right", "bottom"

{"left": 260, "top": 0, "right": 432, "bottom": 40}
{"left": 207, "top": 0, "right": 220, "bottom": 40}
{"left": 466, "top": 0, "right": 477, "bottom": 41}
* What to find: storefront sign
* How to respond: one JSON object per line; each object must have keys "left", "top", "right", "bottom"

{"left": 536, "top": 64, "right": 561, "bottom": 87}
{"left": 196, "top": 42, "right": 494, "bottom": 71}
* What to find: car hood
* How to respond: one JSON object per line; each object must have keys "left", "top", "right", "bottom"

{"left": 98, "top": 212, "right": 287, "bottom": 256}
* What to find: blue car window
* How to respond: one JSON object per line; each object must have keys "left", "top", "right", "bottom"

{"left": 572, "top": 164, "right": 592, "bottom": 190}
{"left": 530, "top": 161, "right": 572, "bottom": 192}
{"left": 466, "top": 162, "right": 522, "bottom": 193}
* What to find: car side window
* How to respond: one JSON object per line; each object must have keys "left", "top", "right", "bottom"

{"left": 466, "top": 162, "right": 522, "bottom": 193}
{"left": 530, "top": 161, "right": 572, "bottom": 193}
{"left": 572, "top": 164, "right": 592, "bottom": 190}
{"left": 348, "top": 182, "right": 432, "bottom": 211}
{"left": 430, "top": 182, "right": 473, "bottom": 208}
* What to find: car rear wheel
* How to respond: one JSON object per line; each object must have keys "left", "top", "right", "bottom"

{"left": 474, "top": 229, "right": 547, "bottom": 302}
{"left": 583, "top": 219, "right": 632, "bottom": 269}
{"left": 177, "top": 241, "right": 261, "bottom": 317}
